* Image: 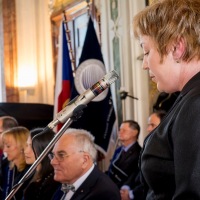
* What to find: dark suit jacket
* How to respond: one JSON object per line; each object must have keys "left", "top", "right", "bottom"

{"left": 0, "top": 154, "right": 8, "bottom": 199}
{"left": 52, "top": 165, "right": 120, "bottom": 200}
{"left": 141, "top": 72, "right": 200, "bottom": 199}
{"left": 107, "top": 142, "right": 141, "bottom": 188}
{"left": 123, "top": 172, "right": 146, "bottom": 200}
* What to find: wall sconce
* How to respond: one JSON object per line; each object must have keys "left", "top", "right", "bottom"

{"left": 17, "top": 67, "right": 36, "bottom": 101}
{"left": 19, "top": 86, "right": 35, "bottom": 95}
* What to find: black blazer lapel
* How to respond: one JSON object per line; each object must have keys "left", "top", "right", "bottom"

{"left": 70, "top": 166, "right": 99, "bottom": 200}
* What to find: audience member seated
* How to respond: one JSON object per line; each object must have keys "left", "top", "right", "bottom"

{"left": 2, "top": 126, "right": 30, "bottom": 200}
{"left": 50, "top": 128, "right": 121, "bottom": 200}
{"left": 0, "top": 116, "right": 18, "bottom": 199}
{"left": 146, "top": 110, "right": 167, "bottom": 134}
{"left": 23, "top": 127, "right": 60, "bottom": 200}
{"left": 120, "top": 110, "right": 166, "bottom": 200}
{"left": 0, "top": 116, "right": 18, "bottom": 156}
{"left": 106, "top": 120, "right": 141, "bottom": 188}
{"left": 24, "top": 128, "right": 41, "bottom": 166}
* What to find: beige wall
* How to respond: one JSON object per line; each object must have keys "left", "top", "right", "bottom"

{"left": 16, "top": 0, "right": 54, "bottom": 104}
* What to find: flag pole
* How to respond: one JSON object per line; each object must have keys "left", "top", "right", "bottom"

{"left": 62, "top": 11, "right": 76, "bottom": 76}
{"left": 86, "top": 0, "right": 90, "bottom": 16}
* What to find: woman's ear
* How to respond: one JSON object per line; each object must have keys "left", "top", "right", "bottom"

{"left": 172, "top": 37, "right": 185, "bottom": 62}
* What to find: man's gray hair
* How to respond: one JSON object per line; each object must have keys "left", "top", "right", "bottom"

{"left": 64, "top": 128, "right": 97, "bottom": 162}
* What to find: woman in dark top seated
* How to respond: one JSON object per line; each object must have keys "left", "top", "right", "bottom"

{"left": 2, "top": 126, "right": 31, "bottom": 200}
{"left": 23, "top": 128, "right": 60, "bottom": 200}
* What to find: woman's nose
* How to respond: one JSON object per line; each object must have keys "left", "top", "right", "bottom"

{"left": 142, "top": 57, "right": 148, "bottom": 70}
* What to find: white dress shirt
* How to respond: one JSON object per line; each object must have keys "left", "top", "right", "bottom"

{"left": 64, "top": 164, "right": 95, "bottom": 200}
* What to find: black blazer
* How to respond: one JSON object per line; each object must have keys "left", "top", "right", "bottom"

{"left": 141, "top": 72, "right": 200, "bottom": 199}
{"left": 107, "top": 142, "right": 141, "bottom": 188}
{"left": 123, "top": 172, "right": 146, "bottom": 200}
{"left": 52, "top": 165, "right": 121, "bottom": 200}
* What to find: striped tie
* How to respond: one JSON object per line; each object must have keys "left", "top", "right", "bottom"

{"left": 61, "top": 184, "right": 75, "bottom": 200}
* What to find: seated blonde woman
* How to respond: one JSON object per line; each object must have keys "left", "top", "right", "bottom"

{"left": 2, "top": 126, "right": 31, "bottom": 200}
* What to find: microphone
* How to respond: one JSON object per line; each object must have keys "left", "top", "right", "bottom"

{"left": 48, "top": 70, "right": 119, "bottom": 129}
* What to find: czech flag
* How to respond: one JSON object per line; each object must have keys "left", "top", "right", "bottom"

{"left": 54, "top": 21, "right": 74, "bottom": 131}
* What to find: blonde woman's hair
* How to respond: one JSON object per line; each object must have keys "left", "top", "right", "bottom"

{"left": 2, "top": 126, "right": 30, "bottom": 171}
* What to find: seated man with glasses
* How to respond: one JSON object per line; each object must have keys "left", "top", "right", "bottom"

{"left": 50, "top": 128, "right": 120, "bottom": 200}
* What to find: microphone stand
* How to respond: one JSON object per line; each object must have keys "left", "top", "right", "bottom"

{"left": 5, "top": 105, "right": 86, "bottom": 200}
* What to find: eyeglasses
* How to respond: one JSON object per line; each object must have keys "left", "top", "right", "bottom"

{"left": 48, "top": 150, "right": 84, "bottom": 162}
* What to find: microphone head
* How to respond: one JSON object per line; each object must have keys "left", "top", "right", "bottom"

{"left": 75, "top": 59, "right": 108, "bottom": 102}
{"left": 75, "top": 60, "right": 119, "bottom": 102}
{"left": 104, "top": 70, "right": 119, "bottom": 85}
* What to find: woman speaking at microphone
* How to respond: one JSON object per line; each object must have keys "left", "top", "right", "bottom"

{"left": 133, "top": 0, "right": 200, "bottom": 199}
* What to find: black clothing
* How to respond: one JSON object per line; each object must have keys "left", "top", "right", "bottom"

{"left": 52, "top": 165, "right": 121, "bottom": 200}
{"left": 107, "top": 142, "right": 141, "bottom": 188}
{"left": 123, "top": 172, "right": 146, "bottom": 200}
{"left": 2, "top": 164, "right": 31, "bottom": 200}
{"left": 141, "top": 72, "right": 200, "bottom": 199}
{"left": 23, "top": 173, "right": 60, "bottom": 200}
{"left": 0, "top": 155, "right": 9, "bottom": 199}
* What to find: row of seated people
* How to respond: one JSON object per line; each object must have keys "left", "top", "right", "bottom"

{"left": 0, "top": 110, "right": 166, "bottom": 200}
{"left": 0, "top": 116, "right": 121, "bottom": 200}
{"left": 106, "top": 110, "right": 166, "bottom": 200}
{"left": 0, "top": 123, "right": 60, "bottom": 200}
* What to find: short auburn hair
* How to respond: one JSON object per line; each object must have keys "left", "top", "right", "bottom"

{"left": 133, "top": 0, "right": 200, "bottom": 62}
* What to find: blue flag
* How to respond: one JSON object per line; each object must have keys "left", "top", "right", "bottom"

{"left": 70, "top": 17, "right": 116, "bottom": 154}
